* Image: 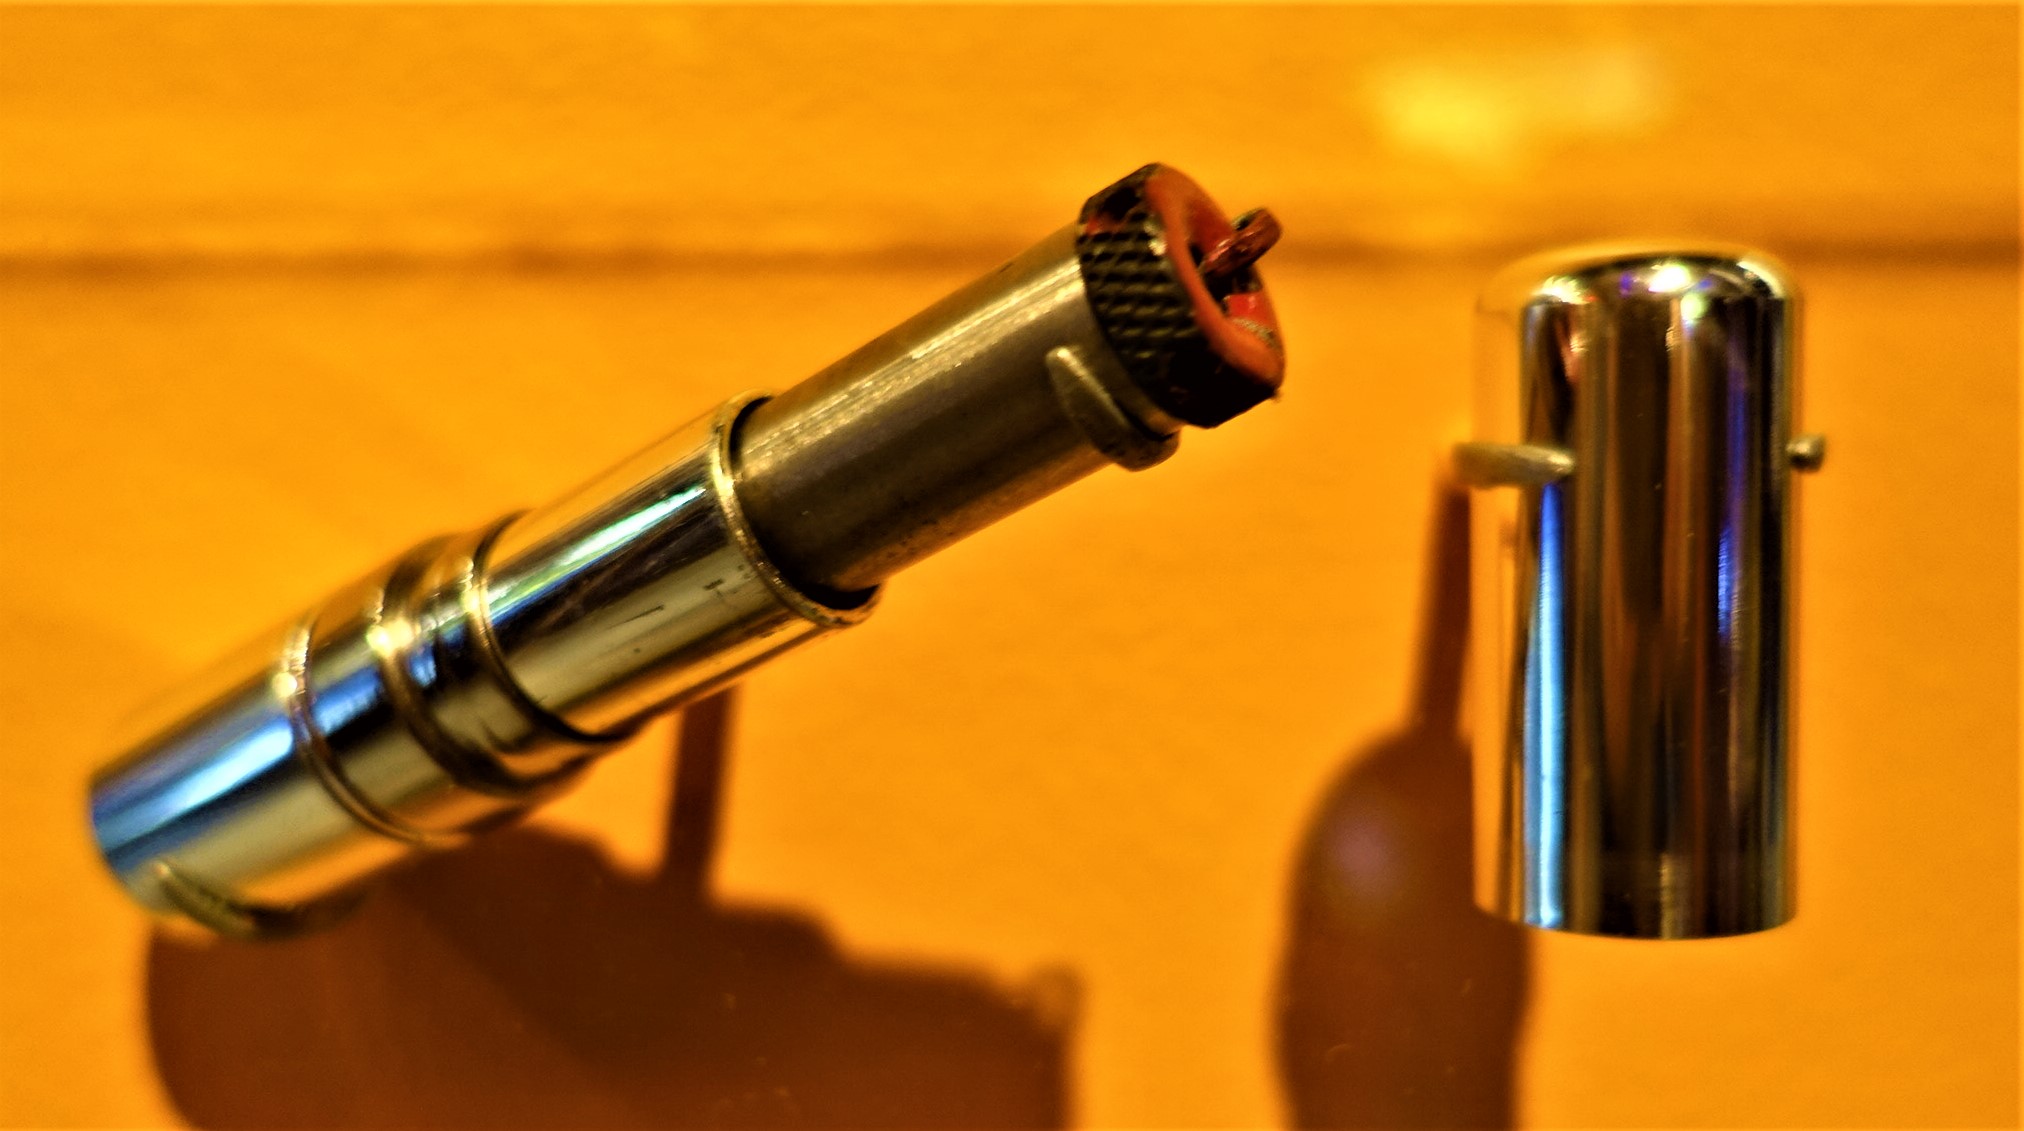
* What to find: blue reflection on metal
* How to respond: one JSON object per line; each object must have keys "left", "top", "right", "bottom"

{"left": 1522, "top": 482, "right": 1568, "bottom": 928}
{"left": 404, "top": 637, "right": 438, "bottom": 692}
{"left": 488, "top": 485, "right": 706, "bottom": 623}
{"left": 311, "top": 657, "right": 389, "bottom": 735}
{"left": 92, "top": 699, "right": 297, "bottom": 871}
{"left": 1699, "top": 289, "right": 1742, "bottom": 636}
{"left": 1717, "top": 411, "right": 1739, "bottom": 628}
{"left": 1726, "top": 326, "right": 1752, "bottom": 646}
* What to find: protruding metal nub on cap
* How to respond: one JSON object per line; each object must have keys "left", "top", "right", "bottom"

{"left": 1076, "top": 163, "right": 1285, "bottom": 427}
{"left": 1461, "top": 243, "right": 1817, "bottom": 939}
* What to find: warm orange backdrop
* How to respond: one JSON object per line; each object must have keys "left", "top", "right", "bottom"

{"left": 1, "top": 7, "right": 2016, "bottom": 1129}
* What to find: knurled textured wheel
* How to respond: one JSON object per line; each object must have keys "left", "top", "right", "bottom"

{"left": 1076, "top": 164, "right": 1283, "bottom": 427}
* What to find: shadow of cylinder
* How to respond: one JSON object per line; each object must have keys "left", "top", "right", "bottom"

{"left": 147, "top": 691, "right": 1074, "bottom": 1129}
{"left": 1275, "top": 484, "right": 1532, "bottom": 1128}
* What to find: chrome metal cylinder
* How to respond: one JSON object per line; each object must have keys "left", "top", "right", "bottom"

{"left": 482, "top": 395, "right": 875, "bottom": 737}
{"left": 1459, "top": 244, "right": 1821, "bottom": 939}
{"left": 87, "top": 163, "right": 1286, "bottom": 936}
{"left": 89, "top": 400, "right": 861, "bottom": 936}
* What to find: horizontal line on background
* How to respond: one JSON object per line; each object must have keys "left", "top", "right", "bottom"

{"left": 2, "top": 192, "right": 2012, "bottom": 271}
{"left": 0, "top": 237, "right": 2011, "bottom": 275}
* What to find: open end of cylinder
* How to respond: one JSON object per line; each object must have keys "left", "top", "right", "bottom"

{"left": 731, "top": 163, "right": 1287, "bottom": 597}
{"left": 1076, "top": 163, "right": 1285, "bottom": 427}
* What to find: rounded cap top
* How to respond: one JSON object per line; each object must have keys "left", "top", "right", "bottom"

{"left": 1479, "top": 241, "right": 1796, "bottom": 319}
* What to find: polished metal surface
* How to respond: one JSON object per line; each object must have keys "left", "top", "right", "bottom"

{"left": 87, "top": 401, "right": 840, "bottom": 936}
{"left": 486, "top": 396, "right": 874, "bottom": 737}
{"left": 88, "top": 530, "right": 595, "bottom": 936}
{"left": 1463, "top": 244, "right": 1817, "bottom": 939}
{"left": 87, "top": 164, "right": 1287, "bottom": 935}
{"left": 736, "top": 226, "right": 1179, "bottom": 595}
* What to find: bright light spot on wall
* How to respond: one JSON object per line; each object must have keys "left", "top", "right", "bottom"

{"left": 1363, "top": 47, "right": 1667, "bottom": 176}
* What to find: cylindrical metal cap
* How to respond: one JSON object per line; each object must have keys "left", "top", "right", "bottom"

{"left": 1460, "top": 244, "right": 1816, "bottom": 938}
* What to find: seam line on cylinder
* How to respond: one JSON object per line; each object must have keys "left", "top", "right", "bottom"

{"left": 713, "top": 393, "right": 879, "bottom": 627}
{"left": 279, "top": 616, "right": 435, "bottom": 847}
{"left": 463, "top": 513, "right": 637, "bottom": 748}
{"left": 369, "top": 533, "right": 576, "bottom": 807}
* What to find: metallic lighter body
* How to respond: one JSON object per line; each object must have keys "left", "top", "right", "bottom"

{"left": 1461, "top": 245, "right": 1818, "bottom": 939}
{"left": 88, "top": 401, "right": 866, "bottom": 935}
{"left": 87, "top": 164, "right": 1287, "bottom": 937}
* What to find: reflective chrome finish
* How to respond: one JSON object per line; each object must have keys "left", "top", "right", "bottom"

{"left": 89, "top": 401, "right": 840, "bottom": 937}
{"left": 487, "top": 396, "right": 874, "bottom": 736}
{"left": 87, "top": 163, "right": 1286, "bottom": 936}
{"left": 1462, "top": 244, "right": 1817, "bottom": 939}
{"left": 88, "top": 538, "right": 587, "bottom": 936}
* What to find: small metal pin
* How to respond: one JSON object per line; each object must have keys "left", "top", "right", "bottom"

{"left": 1453, "top": 441, "right": 1576, "bottom": 488}
{"left": 1787, "top": 433, "right": 1828, "bottom": 472}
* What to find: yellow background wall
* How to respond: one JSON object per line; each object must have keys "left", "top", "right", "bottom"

{"left": 1, "top": 7, "right": 2015, "bottom": 1128}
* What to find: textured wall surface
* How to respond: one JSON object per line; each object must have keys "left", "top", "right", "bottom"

{"left": 1, "top": 7, "right": 2016, "bottom": 1128}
